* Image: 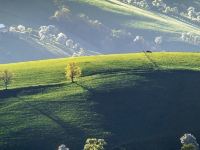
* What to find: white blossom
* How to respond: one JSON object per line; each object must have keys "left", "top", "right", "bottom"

{"left": 155, "top": 36, "right": 162, "bottom": 45}
{"left": 58, "top": 144, "right": 69, "bottom": 150}
{"left": 56, "top": 33, "right": 68, "bottom": 45}
{"left": 180, "top": 133, "right": 199, "bottom": 150}
{"left": 17, "top": 25, "right": 26, "bottom": 32}
{"left": 134, "top": 35, "right": 144, "bottom": 43}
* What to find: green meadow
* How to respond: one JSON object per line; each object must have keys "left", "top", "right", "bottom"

{"left": 1, "top": 52, "right": 200, "bottom": 150}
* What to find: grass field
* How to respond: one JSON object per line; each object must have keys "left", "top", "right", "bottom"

{"left": 1, "top": 52, "right": 200, "bottom": 150}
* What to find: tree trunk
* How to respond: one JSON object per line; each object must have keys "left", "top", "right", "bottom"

{"left": 5, "top": 83, "right": 8, "bottom": 90}
{"left": 71, "top": 76, "right": 74, "bottom": 83}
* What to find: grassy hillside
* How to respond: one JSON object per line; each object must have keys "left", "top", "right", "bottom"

{"left": 74, "top": 0, "right": 200, "bottom": 34}
{"left": 1, "top": 53, "right": 200, "bottom": 150}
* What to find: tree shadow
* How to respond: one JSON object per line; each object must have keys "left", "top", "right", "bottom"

{"left": 88, "top": 70, "right": 200, "bottom": 150}
{"left": 26, "top": 101, "right": 85, "bottom": 136}
{"left": 143, "top": 51, "right": 160, "bottom": 69}
{"left": 0, "top": 81, "right": 89, "bottom": 150}
{"left": 2, "top": 98, "right": 87, "bottom": 150}
{"left": 74, "top": 82, "right": 96, "bottom": 94}
{"left": 0, "top": 82, "right": 68, "bottom": 99}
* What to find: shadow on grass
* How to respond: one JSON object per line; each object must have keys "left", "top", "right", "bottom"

{"left": 143, "top": 51, "right": 160, "bottom": 69}
{"left": 2, "top": 97, "right": 87, "bottom": 150}
{"left": 0, "top": 82, "right": 68, "bottom": 99}
{"left": 74, "top": 82, "right": 96, "bottom": 94}
{"left": 86, "top": 70, "right": 200, "bottom": 150}
{"left": 83, "top": 68, "right": 155, "bottom": 77}
{"left": 26, "top": 101, "right": 85, "bottom": 135}
{"left": 22, "top": 101, "right": 86, "bottom": 150}
{"left": 2, "top": 69, "right": 200, "bottom": 150}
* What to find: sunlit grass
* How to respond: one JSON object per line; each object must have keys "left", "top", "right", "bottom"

{"left": 1, "top": 52, "right": 200, "bottom": 89}
{"left": 1, "top": 52, "right": 200, "bottom": 149}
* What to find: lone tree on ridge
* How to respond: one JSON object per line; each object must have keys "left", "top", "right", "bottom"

{"left": 65, "top": 62, "right": 81, "bottom": 83}
{"left": 0, "top": 70, "right": 13, "bottom": 90}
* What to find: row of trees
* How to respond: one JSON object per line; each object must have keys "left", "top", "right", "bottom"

{"left": 181, "top": 32, "right": 200, "bottom": 45}
{"left": 120, "top": 0, "right": 200, "bottom": 23}
{"left": 8, "top": 24, "right": 86, "bottom": 57}
{"left": 120, "top": 0, "right": 179, "bottom": 15}
{"left": 181, "top": 7, "right": 200, "bottom": 22}
{"left": 0, "top": 62, "right": 81, "bottom": 90}
{"left": 57, "top": 133, "right": 199, "bottom": 150}
{"left": 58, "top": 138, "right": 107, "bottom": 150}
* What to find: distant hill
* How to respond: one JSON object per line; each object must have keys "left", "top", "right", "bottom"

{"left": 1, "top": 52, "right": 200, "bottom": 150}
{"left": 0, "top": 0, "right": 200, "bottom": 63}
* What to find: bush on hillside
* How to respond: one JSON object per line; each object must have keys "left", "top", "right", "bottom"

{"left": 84, "top": 138, "right": 107, "bottom": 150}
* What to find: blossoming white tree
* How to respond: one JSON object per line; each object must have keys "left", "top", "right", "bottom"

{"left": 58, "top": 144, "right": 69, "bottom": 150}
{"left": 180, "top": 133, "right": 199, "bottom": 150}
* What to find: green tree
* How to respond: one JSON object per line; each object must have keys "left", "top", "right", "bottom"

{"left": 65, "top": 62, "right": 81, "bottom": 83}
{"left": 84, "top": 138, "right": 107, "bottom": 150}
{"left": 181, "top": 144, "right": 196, "bottom": 150}
{"left": 0, "top": 70, "right": 13, "bottom": 90}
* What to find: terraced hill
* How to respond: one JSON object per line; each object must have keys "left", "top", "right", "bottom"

{"left": 1, "top": 53, "right": 200, "bottom": 150}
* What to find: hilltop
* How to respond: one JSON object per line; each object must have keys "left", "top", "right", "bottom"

{"left": 1, "top": 52, "right": 200, "bottom": 150}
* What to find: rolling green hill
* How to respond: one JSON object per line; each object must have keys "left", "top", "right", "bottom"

{"left": 1, "top": 53, "right": 200, "bottom": 150}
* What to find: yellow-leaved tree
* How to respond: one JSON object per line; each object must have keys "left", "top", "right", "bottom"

{"left": 0, "top": 70, "right": 13, "bottom": 90}
{"left": 65, "top": 62, "right": 81, "bottom": 83}
{"left": 84, "top": 138, "right": 107, "bottom": 150}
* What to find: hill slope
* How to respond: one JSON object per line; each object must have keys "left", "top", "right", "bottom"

{"left": 0, "top": 0, "right": 200, "bottom": 63}
{"left": 76, "top": 0, "right": 200, "bottom": 33}
{"left": 1, "top": 53, "right": 200, "bottom": 150}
